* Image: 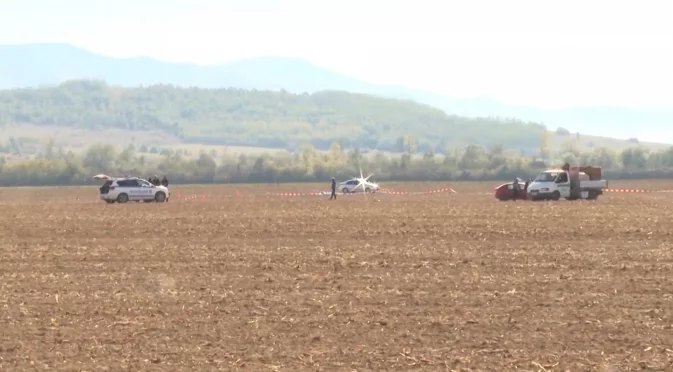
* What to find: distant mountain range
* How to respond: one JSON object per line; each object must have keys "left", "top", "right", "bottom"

{"left": 0, "top": 43, "right": 671, "bottom": 143}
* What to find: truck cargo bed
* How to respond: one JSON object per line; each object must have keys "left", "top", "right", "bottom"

{"left": 580, "top": 180, "right": 607, "bottom": 189}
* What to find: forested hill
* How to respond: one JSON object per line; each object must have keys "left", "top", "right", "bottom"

{"left": 0, "top": 80, "right": 546, "bottom": 153}
{"left": 2, "top": 43, "right": 672, "bottom": 141}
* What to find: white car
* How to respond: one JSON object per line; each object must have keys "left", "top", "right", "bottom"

{"left": 97, "top": 176, "right": 170, "bottom": 204}
{"left": 339, "top": 178, "right": 380, "bottom": 193}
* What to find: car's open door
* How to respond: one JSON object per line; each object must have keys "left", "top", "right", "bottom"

{"left": 93, "top": 174, "right": 112, "bottom": 181}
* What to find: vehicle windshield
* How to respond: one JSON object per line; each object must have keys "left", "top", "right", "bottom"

{"left": 533, "top": 172, "right": 558, "bottom": 182}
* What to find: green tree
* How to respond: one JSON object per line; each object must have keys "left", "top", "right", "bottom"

{"left": 1, "top": 139, "right": 673, "bottom": 186}
{"left": 538, "top": 131, "right": 551, "bottom": 160}
{"left": 620, "top": 148, "right": 649, "bottom": 169}
{"left": 44, "top": 137, "right": 56, "bottom": 160}
{"left": 459, "top": 145, "right": 489, "bottom": 170}
{"left": 194, "top": 153, "right": 217, "bottom": 181}
{"left": 82, "top": 144, "right": 117, "bottom": 173}
{"left": 300, "top": 143, "right": 318, "bottom": 175}
{"left": 580, "top": 147, "right": 618, "bottom": 169}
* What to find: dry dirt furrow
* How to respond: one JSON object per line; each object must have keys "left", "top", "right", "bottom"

{"left": 1, "top": 183, "right": 673, "bottom": 371}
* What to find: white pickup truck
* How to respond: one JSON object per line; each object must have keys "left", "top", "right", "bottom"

{"left": 527, "top": 165, "right": 608, "bottom": 201}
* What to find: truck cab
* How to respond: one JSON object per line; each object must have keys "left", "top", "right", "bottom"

{"left": 527, "top": 165, "right": 607, "bottom": 201}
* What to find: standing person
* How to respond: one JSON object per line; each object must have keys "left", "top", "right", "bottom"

{"left": 161, "top": 176, "right": 169, "bottom": 187}
{"left": 330, "top": 177, "right": 337, "bottom": 200}
{"left": 512, "top": 178, "right": 521, "bottom": 201}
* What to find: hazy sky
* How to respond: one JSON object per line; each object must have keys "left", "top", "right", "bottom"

{"left": 1, "top": 0, "right": 672, "bottom": 109}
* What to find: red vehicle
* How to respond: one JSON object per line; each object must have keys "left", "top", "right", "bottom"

{"left": 494, "top": 180, "right": 528, "bottom": 201}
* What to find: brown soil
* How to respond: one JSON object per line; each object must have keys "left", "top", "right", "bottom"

{"left": 1, "top": 181, "right": 673, "bottom": 371}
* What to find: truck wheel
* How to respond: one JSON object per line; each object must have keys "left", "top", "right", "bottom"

{"left": 587, "top": 191, "right": 599, "bottom": 200}
{"left": 551, "top": 191, "right": 561, "bottom": 201}
{"left": 116, "top": 193, "right": 129, "bottom": 203}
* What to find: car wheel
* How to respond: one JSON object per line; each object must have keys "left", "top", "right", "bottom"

{"left": 342, "top": 187, "right": 349, "bottom": 194}
{"left": 155, "top": 192, "right": 167, "bottom": 203}
{"left": 365, "top": 187, "right": 371, "bottom": 193}
{"left": 116, "top": 193, "right": 129, "bottom": 203}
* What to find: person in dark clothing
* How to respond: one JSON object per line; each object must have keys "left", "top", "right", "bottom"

{"left": 161, "top": 176, "right": 169, "bottom": 187}
{"left": 512, "top": 178, "right": 521, "bottom": 201}
{"left": 330, "top": 177, "right": 337, "bottom": 200}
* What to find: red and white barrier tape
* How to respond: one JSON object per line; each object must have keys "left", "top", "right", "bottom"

{"left": 583, "top": 189, "right": 673, "bottom": 193}
{"left": 163, "top": 187, "right": 673, "bottom": 202}
{"left": 269, "top": 187, "right": 457, "bottom": 197}
{"left": 460, "top": 189, "right": 673, "bottom": 195}
{"left": 380, "top": 187, "right": 457, "bottom": 195}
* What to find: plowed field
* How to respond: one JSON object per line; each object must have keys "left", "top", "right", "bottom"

{"left": 2, "top": 180, "right": 673, "bottom": 371}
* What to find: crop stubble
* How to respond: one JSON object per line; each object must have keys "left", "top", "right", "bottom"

{"left": 1, "top": 181, "right": 673, "bottom": 371}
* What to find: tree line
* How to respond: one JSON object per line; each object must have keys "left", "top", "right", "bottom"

{"left": 0, "top": 80, "right": 546, "bottom": 152}
{"left": 0, "top": 140, "right": 672, "bottom": 187}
